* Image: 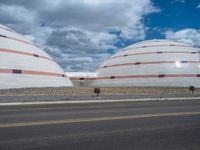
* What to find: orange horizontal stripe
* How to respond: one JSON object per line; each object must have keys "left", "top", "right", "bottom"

{"left": 22, "top": 70, "right": 63, "bottom": 77}
{"left": 69, "top": 74, "right": 199, "bottom": 81}
{"left": 0, "top": 69, "right": 13, "bottom": 74}
{"left": 0, "top": 68, "right": 65, "bottom": 77}
{"left": 0, "top": 48, "right": 53, "bottom": 61}
{"left": 96, "top": 74, "right": 198, "bottom": 80}
{"left": 97, "top": 75, "right": 157, "bottom": 80}
{"left": 165, "top": 74, "right": 197, "bottom": 77}
{"left": 97, "top": 61, "right": 199, "bottom": 70}
{"left": 111, "top": 51, "right": 197, "bottom": 59}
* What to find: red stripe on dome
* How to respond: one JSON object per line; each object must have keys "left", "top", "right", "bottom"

{"left": 97, "top": 61, "right": 199, "bottom": 70}
{"left": 0, "top": 69, "right": 13, "bottom": 74}
{"left": 69, "top": 73, "right": 200, "bottom": 81}
{"left": 0, "top": 48, "right": 53, "bottom": 61}
{"left": 96, "top": 74, "right": 198, "bottom": 80}
{"left": 165, "top": 74, "right": 197, "bottom": 77}
{"left": 122, "top": 44, "right": 192, "bottom": 52}
{"left": 111, "top": 51, "right": 197, "bottom": 59}
{"left": 0, "top": 68, "right": 65, "bottom": 77}
{"left": 22, "top": 70, "right": 64, "bottom": 77}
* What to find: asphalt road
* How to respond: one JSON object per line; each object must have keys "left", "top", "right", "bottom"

{"left": 0, "top": 100, "right": 200, "bottom": 150}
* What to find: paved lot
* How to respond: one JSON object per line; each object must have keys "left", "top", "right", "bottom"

{"left": 0, "top": 100, "right": 200, "bottom": 150}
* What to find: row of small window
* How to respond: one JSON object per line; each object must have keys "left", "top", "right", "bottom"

{"left": 77, "top": 74, "right": 200, "bottom": 80}
{"left": 33, "top": 54, "right": 39, "bottom": 58}
{"left": 103, "top": 62, "right": 141, "bottom": 68}
{"left": 103, "top": 60, "right": 192, "bottom": 68}
{"left": 0, "top": 27, "right": 14, "bottom": 32}
{"left": 5, "top": 28, "right": 13, "bottom": 32}
{"left": 0, "top": 34, "right": 7, "bottom": 38}
{"left": 121, "top": 51, "right": 197, "bottom": 57}
{"left": 0, "top": 34, "right": 40, "bottom": 48}
{"left": 122, "top": 44, "right": 189, "bottom": 51}
{"left": 109, "top": 74, "right": 200, "bottom": 79}
{"left": 11, "top": 69, "right": 66, "bottom": 77}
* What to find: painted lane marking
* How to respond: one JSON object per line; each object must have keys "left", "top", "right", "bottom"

{"left": 0, "top": 111, "right": 199, "bottom": 128}
{"left": 0, "top": 97, "right": 200, "bottom": 106}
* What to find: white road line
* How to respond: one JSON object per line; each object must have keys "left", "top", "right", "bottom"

{"left": 0, "top": 97, "right": 199, "bottom": 106}
{"left": 0, "top": 111, "right": 200, "bottom": 128}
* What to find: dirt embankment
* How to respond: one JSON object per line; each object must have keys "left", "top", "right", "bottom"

{"left": 0, "top": 87, "right": 198, "bottom": 96}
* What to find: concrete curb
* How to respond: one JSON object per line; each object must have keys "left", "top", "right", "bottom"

{"left": 0, "top": 97, "right": 200, "bottom": 106}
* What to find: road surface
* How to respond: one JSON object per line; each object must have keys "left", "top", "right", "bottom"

{"left": 0, "top": 99, "right": 200, "bottom": 150}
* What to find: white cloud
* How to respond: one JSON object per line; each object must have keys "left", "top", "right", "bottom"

{"left": 197, "top": 4, "right": 200, "bottom": 9}
{"left": 0, "top": 5, "right": 36, "bottom": 23}
{"left": 164, "top": 29, "right": 200, "bottom": 47}
{"left": 0, "top": 0, "right": 159, "bottom": 71}
{"left": 46, "top": 28, "right": 118, "bottom": 54}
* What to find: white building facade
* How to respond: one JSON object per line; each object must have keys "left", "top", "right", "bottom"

{"left": 0, "top": 24, "right": 72, "bottom": 89}
{"left": 1, "top": 24, "right": 200, "bottom": 89}
{"left": 66, "top": 72, "right": 97, "bottom": 87}
{"left": 93, "top": 40, "right": 200, "bottom": 87}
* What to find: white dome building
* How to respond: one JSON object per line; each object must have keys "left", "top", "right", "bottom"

{"left": 0, "top": 24, "right": 72, "bottom": 89}
{"left": 93, "top": 39, "right": 200, "bottom": 87}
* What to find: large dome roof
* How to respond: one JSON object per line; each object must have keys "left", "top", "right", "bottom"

{"left": 93, "top": 39, "right": 200, "bottom": 87}
{"left": 0, "top": 24, "right": 72, "bottom": 89}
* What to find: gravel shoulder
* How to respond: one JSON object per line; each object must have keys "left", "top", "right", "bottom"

{"left": 0, "top": 87, "right": 200, "bottom": 103}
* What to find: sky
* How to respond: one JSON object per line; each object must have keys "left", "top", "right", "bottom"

{"left": 0, "top": 0, "right": 200, "bottom": 72}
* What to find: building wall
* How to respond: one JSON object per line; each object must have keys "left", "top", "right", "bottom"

{"left": 92, "top": 40, "right": 200, "bottom": 87}
{"left": 66, "top": 72, "right": 96, "bottom": 87}
{"left": 0, "top": 24, "right": 73, "bottom": 89}
{"left": 2, "top": 24, "right": 200, "bottom": 89}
